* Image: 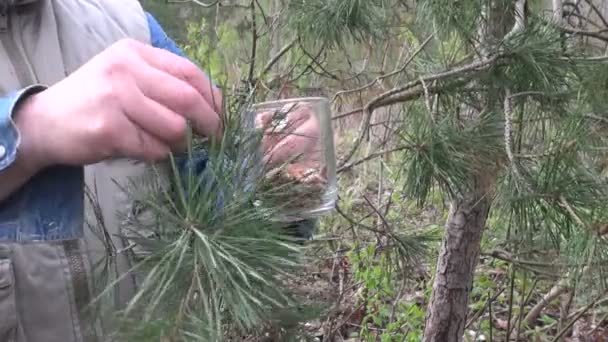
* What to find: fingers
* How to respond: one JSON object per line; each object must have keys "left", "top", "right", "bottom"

{"left": 263, "top": 110, "right": 321, "bottom": 167}
{"left": 116, "top": 115, "right": 172, "bottom": 162}
{"left": 118, "top": 80, "right": 185, "bottom": 146}
{"left": 130, "top": 65, "right": 222, "bottom": 139}
{"left": 130, "top": 40, "right": 223, "bottom": 114}
{"left": 258, "top": 103, "right": 313, "bottom": 152}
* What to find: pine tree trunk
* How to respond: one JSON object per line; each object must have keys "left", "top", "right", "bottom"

{"left": 422, "top": 181, "right": 492, "bottom": 342}
{"left": 422, "top": 0, "right": 514, "bottom": 338}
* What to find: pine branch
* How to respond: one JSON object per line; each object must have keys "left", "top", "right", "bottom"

{"left": 339, "top": 54, "right": 505, "bottom": 168}
{"left": 332, "top": 33, "right": 435, "bottom": 103}
{"left": 87, "top": 93, "right": 331, "bottom": 340}
{"left": 247, "top": 0, "right": 258, "bottom": 88}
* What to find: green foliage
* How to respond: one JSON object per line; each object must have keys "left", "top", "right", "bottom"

{"left": 288, "top": 0, "right": 388, "bottom": 47}
{"left": 142, "top": 0, "right": 210, "bottom": 44}
{"left": 577, "top": 62, "right": 608, "bottom": 114}
{"left": 92, "top": 93, "right": 317, "bottom": 341}
{"left": 499, "top": 19, "right": 574, "bottom": 95}
{"left": 110, "top": 0, "right": 608, "bottom": 340}
{"left": 416, "top": 0, "right": 486, "bottom": 40}
{"left": 349, "top": 245, "right": 427, "bottom": 342}
{"left": 183, "top": 18, "right": 242, "bottom": 86}
{"left": 398, "top": 106, "right": 503, "bottom": 206}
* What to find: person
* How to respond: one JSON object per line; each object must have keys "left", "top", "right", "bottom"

{"left": 0, "top": 1, "right": 319, "bottom": 341}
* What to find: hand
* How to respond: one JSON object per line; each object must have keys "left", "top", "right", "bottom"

{"left": 255, "top": 102, "right": 322, "bottom": 168}
{"left": 13, "top": 38, "right": 222, "bottom": 172}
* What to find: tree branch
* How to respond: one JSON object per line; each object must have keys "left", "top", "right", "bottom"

{"left": 338, "top": 55, "right": 504, "bottom": 167}
{"left": 258, "top": 37, "right": 297, "bottom": 79}
{"left": 522, "top": 281, "right": 570, "bottom": 328}
{"left": 367, "top": 55, "right": 502, "bottom": 112}
{"left": 332, "top": 33, "right": 434, "bottom": 102}
{"left": 582, "top": 0, "right": 608, "bottom": 28}
{"left": 337, "top": 145, "right": 414, "bottom": 173}
{"left": 247, "top": 0, "right": 258, "bottom": 88}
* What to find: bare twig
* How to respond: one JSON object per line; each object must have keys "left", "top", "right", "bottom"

{"left": 247, "top": 0, "right": 257, "bottom": 87}
{"left": 558, "top": 25, "right": 608, "bottom": 42}
{"left": 258, "top": 37, "right": 298, "bottom": 79}
{"left": 338, "top": 145, "right": 414, "bottom": 173}
{"left": 333, "top": 107, "right": 364, "bottom": 120}
{"left": 332, "top": 34, "right": 434, "bottom": 102}
{"left": 297, "top": 38, "right": 338, "bottom": 80}
{"left": 465, "top": 287, "right": 506, "bottom": 329}
{"left": 522, "top": 281, "right": 570, "bottom": 327}
{"left": 514, "top": 277, "right": 538, "bottom": 341}
{"left": 582, "top": 0, "right": 608, "bottom": 28}
{"left": 506, "top": 267, "right": 516, "bottom": 340}
{"left": 584, "top": 113, "right": 608, "bottom": 124}
{"left": 552, "top": 290, "right": 608, "bottom": 341}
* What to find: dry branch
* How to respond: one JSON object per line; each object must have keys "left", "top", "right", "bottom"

{"left": 522, "top": 281, "right": 570, "bottom": 328}
{"left": 332, "top": 33, "right": 435, "bottom": 103}
{"left": 258, "top": 37, "right": 297, "bottom": 78}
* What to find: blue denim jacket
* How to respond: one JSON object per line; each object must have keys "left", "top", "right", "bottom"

{"left": 0, "top": 14, "right": 206, "bottom": 241}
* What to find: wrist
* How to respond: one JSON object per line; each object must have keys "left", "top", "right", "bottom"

{"left": 0, "top": 85, "right": 48, "bottom": 173}
{"left": 11, "top": 86, "right": 52, "bottom": 173}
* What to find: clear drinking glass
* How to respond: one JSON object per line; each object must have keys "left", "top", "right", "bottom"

{"left": 251, "top": 97, "right": 337, "bottom": 222}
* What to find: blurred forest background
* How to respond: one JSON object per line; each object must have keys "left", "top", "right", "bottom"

{"left": 132, "top": 0, "right": 608, "bottom": 341}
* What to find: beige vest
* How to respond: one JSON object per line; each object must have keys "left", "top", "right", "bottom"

{"left": 0, "top": 0, "right": 150, "bottom": 92}
{"left": 0, "top": 1, "right": 154, "bottom": 340}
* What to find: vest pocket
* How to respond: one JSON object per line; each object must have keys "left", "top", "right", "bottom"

{"left": 0, "top": 259, "right": 17, "bottom": 341}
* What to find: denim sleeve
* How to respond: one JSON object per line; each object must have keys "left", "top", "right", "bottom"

{"left": 0, "top": 85, "right": 47, "bottom": 172}
{"left": 146, "top": 12, "right": 187, "bottom": 58}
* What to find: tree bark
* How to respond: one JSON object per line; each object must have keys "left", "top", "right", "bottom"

{"left": 422, "top": 180, "right": 493, "bottom": 342}
{"left": 422, "top": 0, "right": 513, "bottom": 339}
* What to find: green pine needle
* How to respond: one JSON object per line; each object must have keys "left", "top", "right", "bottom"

{"left": 288, "top": 0, "right": 387, "bottom": 47}
{"left": 89, "top": 93, "right": 321, "bottom": 341}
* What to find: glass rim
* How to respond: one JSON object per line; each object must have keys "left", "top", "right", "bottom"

{"left": 252, "top": 96, "right": 330, "bottom": 108}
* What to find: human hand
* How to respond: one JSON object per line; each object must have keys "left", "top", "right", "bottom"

{"left": 13, "top": 38, "right": 222, "bottom": 172}
{"left": 255, "top": 102, "right": 322, "bottom": 168}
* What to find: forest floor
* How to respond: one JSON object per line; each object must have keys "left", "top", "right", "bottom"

{"left": 239, "top": 135, "right": 608, "bottom": 342}
{"left": 258, "top": 245, "right": 608, "bottom": 342}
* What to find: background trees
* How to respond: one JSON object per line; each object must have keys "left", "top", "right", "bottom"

{"left": 122, "top": 0, "right": 608, "bottom": 340}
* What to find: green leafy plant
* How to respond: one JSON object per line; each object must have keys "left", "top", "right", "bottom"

{"left": 349, "top": 244, "right": 428, "bottom": 342}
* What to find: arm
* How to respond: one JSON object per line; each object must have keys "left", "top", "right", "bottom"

{"left": 0, "top": 85, "right": 48, "bottom": 203}
{"left": 0, "top": 14, "right": 217, "bottom": 205}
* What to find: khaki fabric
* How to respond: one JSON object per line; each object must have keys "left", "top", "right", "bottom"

{"left": 0, "top": 240, "right": 98, "bottom": 342}
{"left": 0, "top": 1, "right": 153, "bottom": 341}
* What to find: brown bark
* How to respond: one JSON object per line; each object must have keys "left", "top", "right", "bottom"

{"left": 422, "top": 180, "right": 493, "bottom": 342}
{"left": 422, "top": 0, "right": 514, "bottom": 339}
